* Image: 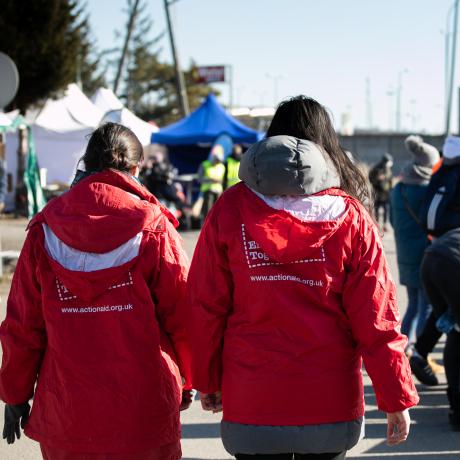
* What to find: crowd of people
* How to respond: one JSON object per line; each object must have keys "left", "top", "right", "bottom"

{"left": 370, "top": 132, "right": 460, "bottom": 431}
{"left": 0, "top": 94, "right": 458, "bottom": 459}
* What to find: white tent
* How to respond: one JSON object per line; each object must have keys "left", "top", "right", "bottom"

{"left": 35, "top": 83, "right": 103, "bottom": 132}
{"left": 92, "top": 87, "right": 158, "bottom": 146}
{"left": 2, "top": 85, "right": 105, "bottom": 211}
{"left": 31, "top": 83, "right": 104, "bottom": 185}
{"left": 3, "top": 85, "right": 159, "bottom": 211}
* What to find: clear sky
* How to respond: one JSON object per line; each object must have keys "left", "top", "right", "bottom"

{"left": 88, "top": 0, "right": 457, "bottom": 134}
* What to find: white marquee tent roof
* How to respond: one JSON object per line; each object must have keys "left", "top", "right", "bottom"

{"left": 4, "top": 85, "right": 160, "bottom": 209}
{"left": 92, "top": 87, "right": 158, "bottom": 146}
{"left": 35, "top": 83, "right": 104, "bottom": 132}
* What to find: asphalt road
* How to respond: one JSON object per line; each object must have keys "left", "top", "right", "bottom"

{"left": 0, "top": 219, "right": 458, "bottom": 459}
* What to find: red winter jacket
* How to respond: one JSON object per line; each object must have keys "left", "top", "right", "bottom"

{"left": 0, "top": 170, "right": 191, "bottom": 453}
{"left": 188, "top": 183, "right": 418, "bottom": 426}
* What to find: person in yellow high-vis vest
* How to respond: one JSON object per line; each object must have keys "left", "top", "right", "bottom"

{"left": 224, "top": 144, "right": 243, "bottom": 190}
{"left": 197, "top": 146, "right": 225, "bottom": 221}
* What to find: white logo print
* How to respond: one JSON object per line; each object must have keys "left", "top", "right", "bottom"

{"left": 241, "top": 224, "right": 325, "bottom": 268}
{"left": 56, "top": 271, "right": 134, "bottom": 302}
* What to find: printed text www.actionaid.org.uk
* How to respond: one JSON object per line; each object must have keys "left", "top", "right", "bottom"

{"left": 250, "top": 275, "right": 323, "bottom": 287}
{"left": 61, "top": 304, "right": 134, "bottom": 314}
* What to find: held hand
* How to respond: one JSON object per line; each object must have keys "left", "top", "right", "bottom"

{"left": 199, "top": 391, "right": 222, "bottom": 413}
{"left": 3, "top": 402, "right": 30, "bottom": 444}
{"left": 386, "top": 409, "right": 410, "bottom": 446}
{"left": 179, "top": 389, "right": 195, "bottom": 411}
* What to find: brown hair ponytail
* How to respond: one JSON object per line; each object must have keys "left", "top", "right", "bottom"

{"left": 83, "top": 122, "right": 143, "bottom": 172}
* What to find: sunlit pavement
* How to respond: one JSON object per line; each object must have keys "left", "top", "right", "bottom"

{"left": 0, "top": 222, "right": 458, "bottom": 459}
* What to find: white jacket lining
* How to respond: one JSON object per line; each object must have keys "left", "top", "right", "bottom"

{"left": 42, "top": 224, "right": 142, "bottom": 272}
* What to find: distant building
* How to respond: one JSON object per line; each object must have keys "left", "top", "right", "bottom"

{"left": 230, "top": 107, "right": 275, "bottom": 132}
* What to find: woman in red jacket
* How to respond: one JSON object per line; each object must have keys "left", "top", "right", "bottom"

{"left": 187, "top": 96, "right": 419, "bottom": 459}
{"left": 0, "top": 123, "right": 192, "bottom": 459}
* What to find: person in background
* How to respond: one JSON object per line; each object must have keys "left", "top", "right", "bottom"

{"left": 369, "top": 153, "right": 393, "bottom": 232}
{"left": 413, "top": 135, "right": 460, "bottom": 428}
{"left": 142, "top": 153, "right": 188, "bottom": 211}
{"left": 187, "top": 96, "right": 418, "bottom": 460}
{"left": 0, "top": 123, "right": 192, "bottom": 459}
{"left": 197, "top": 145, "right": 225, "bottom": 220}
{"left": 224, "top": 144, "right": 243, "bottom": 190}
{"left": 420, "top": 227, "right": 460, "bottom": 430}
{"left": 390, "top": 135, "right": 439, "bottom": 343}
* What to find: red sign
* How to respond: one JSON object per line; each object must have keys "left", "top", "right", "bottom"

{"left": 196, "top": 66, "right": 226, "bottom": 83}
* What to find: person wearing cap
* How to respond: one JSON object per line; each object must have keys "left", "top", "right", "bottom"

{"left": 369, "top": 153, "right": 394, "bottom": 232}
{"left": 187, "top": 96, "right": 418, "bottom": 459}
{"left": 197, "top": 145, "right": 225, "bottom": 220}
{"left": 390, "top": 136, "right": 439, "bottom": 342}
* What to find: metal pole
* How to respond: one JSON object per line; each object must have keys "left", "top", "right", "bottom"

{"left": 228, "top": 65, "right": 233, "bottom": 109}
{"left": 458, "top": 87, "right": 460, "bottom": 134}
{"left": 446, "top": 0, "right": 459, "bottom": 135}
{"left": 396, "top": 70, "right": 408, "bottom": 132}
{"left": 163, "top": 0, "right": 189, "bottom": 117}
{"left": 386, "top": 88, "right": 394, "bottom": 132}
{"left": 113, "top": 0, "right": 140, "bottom": 95}
{"left": 445, "top": 2, "right": 455, "bottom": 127}
{"left": 445, "top": 30, "right": 451, "bottom": 109}
{"left": 396, "top": 72, "right": 402, "bottom": 132}
{"left": 365, "top": 77, "right": 373, "bottom": 129}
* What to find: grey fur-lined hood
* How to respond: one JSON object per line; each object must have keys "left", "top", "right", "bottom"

{"left": 238, "top": 135, "right": 340, "bottom": 196}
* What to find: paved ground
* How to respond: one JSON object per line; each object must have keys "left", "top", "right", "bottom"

{"left": 0, "top": 219, "right": 458, "bottom": 459}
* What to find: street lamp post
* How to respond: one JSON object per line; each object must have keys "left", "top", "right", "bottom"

{"left": 266, "top": 73, "right": 284, "bottom": 107}
{"left": 445, "top": 0, "right": 460, "bottom": 135}
{"left": 163, "top": 0, "right": 189, "bottom": 117}
{"left": 444, "top": 3, "right": 456, "bottom": 105}
{"left": 386, "top": 87, "right": 395, "bottom": 132}
{"left": 395, "top": 69, "right": 408, "bottom": 132}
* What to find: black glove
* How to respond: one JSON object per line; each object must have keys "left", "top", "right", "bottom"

{"left": 3, "top": 402, "right": 30, "bottom": 444}
{"left": 179, "top": 389, "right": 194, "bottom": 411}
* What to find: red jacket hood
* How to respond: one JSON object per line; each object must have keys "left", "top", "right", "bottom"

{"left": 239, "top": 184, "right": 349, "bottom": 264}
{"left": 29, "top": 170, "right": 178, "bottom": 301}
{"left": 32, "top": 169, "right": 177, "bottom": 253}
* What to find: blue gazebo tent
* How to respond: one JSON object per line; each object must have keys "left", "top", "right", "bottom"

{"left": 152, "top": 93, "right": 261, "bottom": 145}
{"left": 152, "top": 94, "right": 262, "bottom": 174}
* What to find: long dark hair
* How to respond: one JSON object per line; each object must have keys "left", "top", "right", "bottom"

{"left": 82, "top": 122, "right": 143, "bottom": 172}
{"left": 266, "top": 95, "right": 371, "bottom": 207}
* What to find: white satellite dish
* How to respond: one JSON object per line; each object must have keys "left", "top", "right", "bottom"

{"left": 0, "top": 52, "right": 19, "bottom": 109}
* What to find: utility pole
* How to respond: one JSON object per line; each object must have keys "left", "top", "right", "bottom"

{"left": 386, "top": 87, "right": 395, "bottom": 132}
{"left": 163, "top": 0, "right": 189, "bottom": 117}
{"left": 227, "top": 65, "right": 233, "bottom": 109}
{"left": 396, "top": 72, "right": 402, "bottom": 132}
{"left": 113, "top": 0, "right": 140, "bottom": 96}
{"left": 365, "top": 77, "right": 373, "bottom": 130}
{"left": 265, "top": 73, "right": 283, "bottom": 107}
{"left": 396, "top": 69, "right": 408, "bottom": 132}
